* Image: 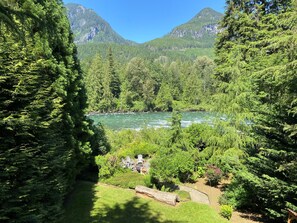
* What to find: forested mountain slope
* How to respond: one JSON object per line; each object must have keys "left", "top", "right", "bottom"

{"left": 65, "top": 4, "right": 222, "bottom": 62}
{"left": 144, "top": 8, "right": 223, "bottom": 51}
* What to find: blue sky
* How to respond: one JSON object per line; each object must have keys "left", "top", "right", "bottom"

{"left": 63, "top": 0, "right": 226, "bottom": 43}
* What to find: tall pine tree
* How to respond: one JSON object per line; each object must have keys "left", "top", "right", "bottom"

{"left": 215, "top": 0, "right": 297, "bottom": 221}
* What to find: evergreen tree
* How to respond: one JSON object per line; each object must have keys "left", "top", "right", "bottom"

{"left": 0, "top": 1, "right": 95, "bottom": 222}
{"left": 165, "top": 62, "right": 182, "bottom": 100}
{"left": 155, "top": 82, "right": 173, "bottom": 111}
{"left": 85, "top": 54, "right": 105, "bottom": 112}
{"left": 142, "top": 78, "right": 155, "bottom": 111}
{"left": 107, "top": 47, "right": 121, "bottom": 98}
{"left": 214, "top": 0, "right": 297, "bottom": 221}
{"left": 170, "top": 111, "right": 182, "bottom": 144}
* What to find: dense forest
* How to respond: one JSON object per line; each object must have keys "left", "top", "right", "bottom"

{"left": 82, "top": 52, "right": 215, "bottom": 113}
{"left": 1, "top": 0, "right": 296, "bottom": 223}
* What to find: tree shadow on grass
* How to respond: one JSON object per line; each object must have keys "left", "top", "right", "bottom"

{"left": 60, "top": 181, "right": 97, "bottom": 223}
{"left": 93, "top": 197, "right": 186, "bottom": 223}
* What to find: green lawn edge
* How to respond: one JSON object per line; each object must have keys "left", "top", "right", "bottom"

{"left": 60, "top": 181, "right": 229, "bottom": 223}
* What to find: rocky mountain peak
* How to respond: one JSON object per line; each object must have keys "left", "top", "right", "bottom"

{"left": 65, "top": 3, "right": 135, "bottom": 45}
{"left": 167, "top": 7, "right": 223, "bottom": 40}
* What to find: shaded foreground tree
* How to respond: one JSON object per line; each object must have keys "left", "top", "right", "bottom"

{"left": 0, "top": 0, "right": 98, "bottom": 222}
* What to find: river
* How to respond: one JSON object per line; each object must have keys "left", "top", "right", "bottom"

{"left": 88, "top": 111, "right": 214, "bottom": 130}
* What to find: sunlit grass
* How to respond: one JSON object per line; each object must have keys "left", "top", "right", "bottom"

{"left": 60, "top": 181, "right": 229, "bottom": 223}
{"left": 102, "top": 171, "right": 147, "bottom": 189}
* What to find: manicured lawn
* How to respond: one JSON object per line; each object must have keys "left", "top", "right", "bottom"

{"left": 102, "top": 171, "right": 147, "bottom": 188}
{"left": 60, "top": 181, "right": 229, "bottom": 223}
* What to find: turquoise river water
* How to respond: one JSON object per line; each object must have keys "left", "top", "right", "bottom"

{"left": 88, "top": 111, "right": 214, "bottom": 130}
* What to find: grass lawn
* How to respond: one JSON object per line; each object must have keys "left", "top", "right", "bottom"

{"left": 60, "top": 181, "right": 229, "bottom": 223}
{"left": 102, "top": 171, "right": 147, "bottom": 188}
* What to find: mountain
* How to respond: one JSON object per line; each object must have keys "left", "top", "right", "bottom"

{"left": 65, "top": 3, "right": 135, "bottom": 45}
{"left": 144, "top": 8, "right": 223, "bottom": 51}
{"left": 168, "top": 8, "right": 222, "bottom": 39}
{"left": 65, "top": 4, "right": 222, "bottom": 62}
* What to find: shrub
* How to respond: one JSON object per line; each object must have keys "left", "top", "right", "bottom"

{"left": 150, "top": 148, "right": 195, "bottom": 185}
{"left": 220, "top": 205, "right": 233, "bottom": 220}
{"left": 197, "top": 166, "right": 206, "bottom": 177}
{"left": 117, "top": 141, "right": 159, "bottom": 158}
{"left": 144, "top": 175, "right": 152, "bottom": 188}
{"left": 96, "top": 154, "right": 119, "bottom": 179}
{"left": 218, "top": 174, "right": 253, "bottom": 209}
{"left": 205, "top": 165, "right": 223, "bottom": 186}
{"left": 190, "top": 167, "right": 205, "bottom": 182}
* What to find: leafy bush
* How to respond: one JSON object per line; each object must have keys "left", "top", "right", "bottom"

{"left": 190, "top": 166, "right": 206, "bottom": 182}
{"left": 150, "top": 148, "right": 195, "bottom": 185}
{"left": 132, "top": 101, "right": 146, "bottom": 112}
{"left": 220, "top": 205, "right": 233, "bottom": 220}
{"left": 205, "top": 165, "right": 223, "bottom": 186}
{"left": 219, "top": 173, "right": 255, "bottom": 209}
{"left": 117, "top": 141, "right": 159, "bottom": 159}
{"left": 144, "top": 174, "right": 152, "bottom": 188}
{"left": 95, "top": 154, "right": 119, "bottom": 179}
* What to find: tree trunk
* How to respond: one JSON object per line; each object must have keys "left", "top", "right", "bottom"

{"left": 135, "top": 186, "right": 178, "bottom": 206}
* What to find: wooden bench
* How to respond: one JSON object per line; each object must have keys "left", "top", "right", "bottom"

{"left": 288, "top": 209, "right": 297, "bottom": 223}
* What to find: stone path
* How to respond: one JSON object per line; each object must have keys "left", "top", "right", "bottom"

{"left": 178, "top": 185, "right": 210, "bottom": 205}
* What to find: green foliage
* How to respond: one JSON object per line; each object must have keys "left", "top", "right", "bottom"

{"left": 191, "top": 166, "right": 206, "bottom": 181}
{"left": 78, "top": 42, "right": 215, "bottom": 63}
{"left": 83, "top": 51, "right": 216, "bottom": 113}
{"left": 219, "top": 172, "right": 253, "bottom": 209}
{"left": 108, "top": 47, "right": 121, "bottom": 98}
{"left": 183, "top": 56, "right": 215, "bottom": 105}
{"left": 107, "top": 127, "right": 170, "bottom": 153}
{"left": 0, "top": 1, "right": 99, "bottom": 222}
{"left": 214, "top": 0, "right": 297, "bottom": 221}
{"left": 150, "top": 148, "right": 195, "bottom": 184}
{"left": 95, "top": 154, "right": 119, "bottom": 179}
{"left": 155, "top": 83, "right": 173, "bottom": 111}
{"left": 143, "top": 174, "right": 153, "bottom": 188}
{"left": 116, "top": 141, "right": 159, "bottom": 158}
{"left": 88, "top": 122, "right": 111, "bottom": 156}
{"left": 170, "top": 111, "right": 182, "bottom": 144}
{"left": 220, "top": 205, "right": 233, "bottom": 220}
